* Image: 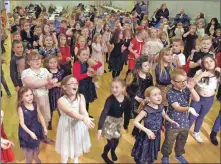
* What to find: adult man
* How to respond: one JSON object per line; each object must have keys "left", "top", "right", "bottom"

{"left": 174, "top": 9, "right": 190, "bottom": 31}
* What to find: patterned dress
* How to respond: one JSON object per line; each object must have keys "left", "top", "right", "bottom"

{"left": 131, "top": 105, "right": 163, "bottom": 163}
{"left": 18, "top": 104, "right": 44, "bottom": 150}
{"left": 49, "top": 69, "right": 64, "bottom": 111}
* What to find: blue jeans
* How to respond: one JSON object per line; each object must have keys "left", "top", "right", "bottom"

{"left": 212, "top": 110, "right": 221, "bottom": 132}
{"left": 189, "top": 95, "right": 214, "bottom": 132}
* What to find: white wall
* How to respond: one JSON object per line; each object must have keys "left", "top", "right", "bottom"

{"left": 148, "top": 0, "right": 220, "bottom": 23}
{"left": 111, "top": 0, "right": 135, "bottom": 12}
{"left": 12, "top": 1, "right": 92, "bottom": 13}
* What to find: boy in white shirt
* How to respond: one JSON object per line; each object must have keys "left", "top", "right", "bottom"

{"left": 172, "top": 38, "right": 186, "bottom": 68}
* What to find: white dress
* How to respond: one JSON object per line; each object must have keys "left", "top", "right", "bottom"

{"left": 91, "top": 43, "right": 105, "bottom": 75}
{"left": 55, "top": 95, "right": 91, "bottom": 159}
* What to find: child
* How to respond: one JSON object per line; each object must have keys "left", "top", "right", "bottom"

{"left": 39, "top": 24, "right": 58, "bottom": 47}
{"left": 38, "top": 35, "right": 62, "bottom": 60}
{"left": 20, "top": 21, "right": 34, "bottom": 46}
{"left": 10, "top": 40, "right": 25, "bottom": 92}
{"left": 21, "top": 51, "right": 57, "bottom": 144}
{"left": 196, "top": 19, "right": 205, "bottom": 38}
{"left": 127, "top": 26, "right": 146, "bottom": 76}
{"left": 155, "top": 48, "right": 174, "bottom": 110}
{"left": 102, "top": 23, "right": 112, "bottom": 63}
{"left": 131, "top": 87, "right": 179, "bottom": 164}
{"left": 108, "top": 29, "right": 125, "bottom": 78}
{"left": 7, "top": 12, "right": 14, "bottom": 27}
{"left": 1, "top": 57, "right": 11, "bottom": 97}
{"left": 122, "top": 29, "right": 133, "bottom": 66}
{"left": 161, "top": 69, "right": 200, "bottom": 164}
{"left": 126, "top": 56, "right": 153, "bottom": 136}
{"left": 10, "top": 18, "right": 20, "bottom": 34}
{"left": 159, "top": 31, "right": 168, "bottom": 47}
{"left": 213, "top": 29, "right": 221, "bottom": 53}
{"left": 32, "top": 26, "right": 42, "bottom": 50}
{"left": 143, "top": 27, "right": 163, "bottom": 59}
{"left": 91, "top": 33, "right": 105, "bottom": 76}
{"left": 97, "top": 77, "right": 130, "bottom": 164}
{"left": 44, "top": 55, "right": 65, "bottom": 130}
{"left": 188, "top": 35, "right": 215, "bottom": 77}
{"left": 59, "top": 20, "right": 68, "bottom": 34}
{"left": 56, "top": 75, "right": 94, "bottom": 163}
{"left": 54, "top": 15, "right": 61, "bottom": 34}
{"left": 1, "top": 110, "right": 14, "bottom": 163}
{"left": 189, "top": 55, "right": 220, "bottom": 143}
{"left": 183, "top": 24, "right": 198, "bottom": 60}
{"left": 73, "top": 47, "right": 102, "bottom": 117}
{"left": 210, "top": 110, "right": 221, "bottom": 146}
{"left": 74, "top": 35, "right": 88, "bottom": 60}
{"left": 17, "top": 87, "right": 47, "bottom": 163}
{"left": 58, "top": 34, "right": 72, "bottom": 76}
{"left": 174, "top": 23, "right": 184, "bottom": 39}
{"left": 162, "top": 18, "right": 174, "bottom": 44}
{"left": 172, "top": 38, "right": 186, "bottom": 68}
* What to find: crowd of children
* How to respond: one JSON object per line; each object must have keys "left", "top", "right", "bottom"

{"left": 0, "top": 2, "right": 221, "bottom": 164}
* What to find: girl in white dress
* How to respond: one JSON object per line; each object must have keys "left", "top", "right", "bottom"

{"left": 56, "top": 75, "right": 95, "bottom": 163}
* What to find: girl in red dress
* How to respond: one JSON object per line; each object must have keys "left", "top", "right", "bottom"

{"left": 127, "top": 26, "right": 146, "bottom": 77}
{"left": 1, "top": 110, "right": 14, "bottom": 163}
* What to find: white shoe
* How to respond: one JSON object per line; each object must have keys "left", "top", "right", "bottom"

{"left": 192, "top": 132, "right": 203, "bottom": 143}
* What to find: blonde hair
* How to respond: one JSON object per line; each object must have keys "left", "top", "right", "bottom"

{"left": 137, "top": 86, "right": 159, "bottom": 113}
{"left": 26, "top": 51, "right": 42, "bottom": 68}
{"left": 44, "top": 55, "right": 60, "bottom": 70}
{"left": 171, "top": 68, "right": 187, "bottom": 81}
{"left": 200, "top": 34, "right": 212, "bottom": 42}
{"left": 157, "top": 48, "right": 174, "bottom": 78}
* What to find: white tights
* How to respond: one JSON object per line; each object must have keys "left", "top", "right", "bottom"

{"left": 61, "top": 155, "right": 78, "bottom": 163}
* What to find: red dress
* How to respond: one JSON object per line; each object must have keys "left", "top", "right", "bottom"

{"left": 128, "top": 38, "right": 144, "bottom": 70}
{"left": 217, "top": 52, "right": 221, "bottom": 68}
{"left": 1, "top": 125, "right": 14, "bottom": 163}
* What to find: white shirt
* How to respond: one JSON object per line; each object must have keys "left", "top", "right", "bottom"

{"left": 173, "top": 52, "right": 186, "bottom": 66}
{"left": 21, "top": 68, "right": 51, "bottom": 97}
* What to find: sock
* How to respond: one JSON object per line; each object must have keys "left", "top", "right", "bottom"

{"left": 73, "top": 157, "right": 78, "bottom": 163}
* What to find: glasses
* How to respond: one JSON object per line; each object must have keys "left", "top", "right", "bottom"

{"left": 66, "top": 82, "right": 78, "bottom": 86}
{"left": 31, "top": 58, "right": 41, "bottom": 62}
{"left": 174, "top": 80, "right": 187, "bottom": 84}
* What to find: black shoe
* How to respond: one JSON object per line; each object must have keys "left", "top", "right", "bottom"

{"left": 109, "top": 69, "right": 112, "bottom": 72}
{"left": 101, "top": 153, "right": 114, "bottom": 164}
{"left": 89, "top": 115, "right": 94, "bottom": 119}
{"left": 7, "top": 92, "right": 12, "bottom": 98}
{"left": 210, "top": 131, "right": 218, "bottom": 146}
{"left": 47, "top": 123, "right": 52, "bottom": 130}
{"left": 104, "top": 70, "right": 107, "bottom": 73}
{"left": 111, "top": 151, "right": 118, "bottom": 161}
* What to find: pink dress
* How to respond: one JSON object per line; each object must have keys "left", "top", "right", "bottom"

{"left": 91, "top": 43, "right": 105, "bottom": 75}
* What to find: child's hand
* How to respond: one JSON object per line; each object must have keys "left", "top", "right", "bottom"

{"left": 15, "top": 86, "right": 20, "bottom": 92}
{"left": 97, "top": 130, "right": 102, "bottom": 140}
{"left": 30, "top": 132, "right": 38, "bottom": 140}
{"left": 186, "top": 78, "right": 196, "bottom": 89}
{"left": 197, "top": 59, "right": 202, "bottom": 66}
{"left": 171, "top": 120, "right": 180, "bottom": 127}
{"left": 83, "top": 117, "right": 95, "bottom": 129}
{"left": 215, "top": 67, "right": 221, "bottom": 73}
{"left": 66, "top": 57, "right": 72, "bottom": 61}
{"left": 134, "top": 96, "right": 143, "bottom": 103}
{"left": 33, "top": 41, "right": 38, "bottom": 47}
{"left": 145, "top": 129, "right": 156, "bottom": 140}
{"left": 188, "top": 107, "right": 199, "bottom": 117}
{"left": 1, "top": 139, "right": 15, "bottom": 149}
{"left": 44, "top": 128, "right": 48, "bottom": 135}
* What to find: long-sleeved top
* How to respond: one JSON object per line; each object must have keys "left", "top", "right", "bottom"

{"left": 155, "top": 64, "right": 172, "bottom": 86}
{"left": 73, "top": 60, "right": 102, "bottom": 81}
{"left": 155, "top": 8, "right": 169, "bottom": 23}
{"left": 10, "top": 55, "right": 25, "bottom": 87}
{"left": 98, "top": 95, "right": 130, "bottom": 130}
{"left": 174, "top": 13, "right": 190, "bottom": 26}
{"left": 20, "top": 30, "right": 34, "bottom": 43}
{"left": 174, "top": 28, "right": 184, "bottom": 39}
{"left": 60, "top": 46, "right": 71, "bottom": 65}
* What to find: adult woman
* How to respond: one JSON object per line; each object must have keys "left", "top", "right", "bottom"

{"left": 205, "top": 18, "right": 220, "bottom": 36}
{"left": 191, "top": 12, "right": 205, "bottom": 25}
{"left": 155, "top": 3, "right": 169, "bottom": 24}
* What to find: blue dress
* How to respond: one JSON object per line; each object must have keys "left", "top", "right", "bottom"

{"left": 18, "top": 104, "right": 44, "bottom": 150}
{"left": 131, "top": 105, "right": 163, "bottom": 164}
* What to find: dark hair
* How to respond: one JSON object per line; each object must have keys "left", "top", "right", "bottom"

{"left": 199, "top": 12, "right": 204, "bottom": 19}
{"left": 210, "top": 18, "right": 219, "bottom": 26}
{"left": 201, "top": 55, "right": 220, "bottom": 85}
{"left": 111, "top": 29, "right": 122, "bottom": 44}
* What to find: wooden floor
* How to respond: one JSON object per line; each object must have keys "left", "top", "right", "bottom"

{"left": 1, "top": 36, "right": 220, "bottom": 163}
